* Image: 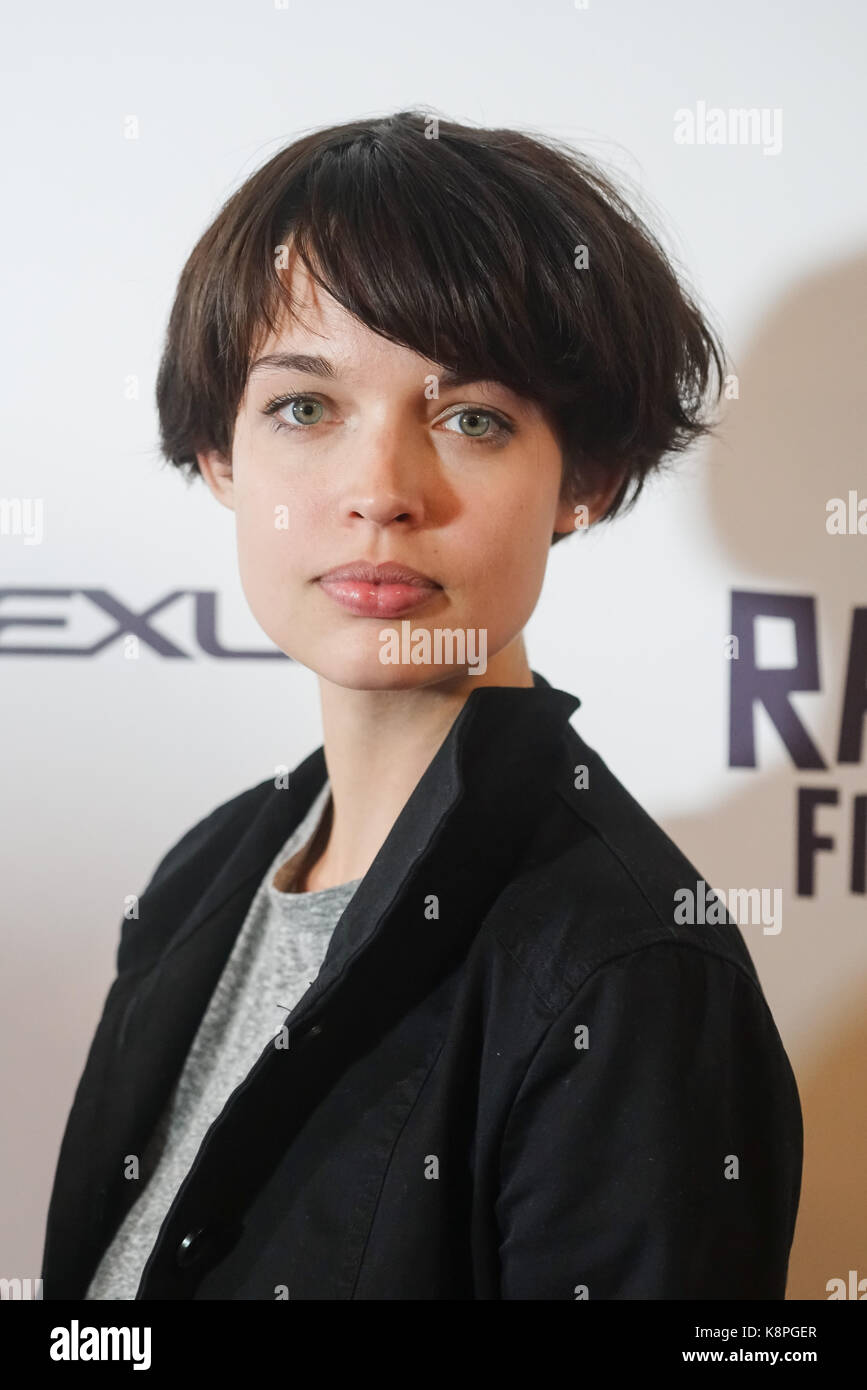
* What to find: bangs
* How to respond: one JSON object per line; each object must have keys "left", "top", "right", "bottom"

{"left": 251, "top": 121, "right": 581, "bottom": 410}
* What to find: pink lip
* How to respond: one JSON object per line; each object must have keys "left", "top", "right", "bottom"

{"left": 316, "top": 559, "right": 442, "bottom": 618}
{"left": 318, "top": 578, "right": 440, "bottom": 617}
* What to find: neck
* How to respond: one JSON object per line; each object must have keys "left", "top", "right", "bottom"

{"left": 303, "top": 636, "right": 535, "bottom": 890}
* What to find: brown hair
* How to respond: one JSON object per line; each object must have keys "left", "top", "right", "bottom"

{"left": 155, "top": 109, "right": 726, "bottom": 541}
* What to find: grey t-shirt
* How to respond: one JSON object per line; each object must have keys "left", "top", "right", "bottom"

{"left": 85, "top": 778, "right": 361, "bottom": 1300}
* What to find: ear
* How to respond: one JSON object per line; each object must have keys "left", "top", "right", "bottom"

{"left": 553, "top": 466, "right": 625, "bottom": 537}
{"left": 196, "top": 449, "right": 235, "bottom": 511}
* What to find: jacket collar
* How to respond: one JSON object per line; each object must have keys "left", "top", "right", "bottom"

{"left": 289, "top": 669, "right": 581, "bottom": 1010}
{"left": 162, "top": 669, "right": 581, "bottom": 973}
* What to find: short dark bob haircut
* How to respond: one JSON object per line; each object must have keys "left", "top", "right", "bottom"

{"left": 156, "top": 109, "right": 726, "bottom": 541}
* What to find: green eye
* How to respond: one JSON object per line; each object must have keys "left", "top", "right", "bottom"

{"left": 445, "top": 409, "right": 492, "bottom": 437}
{"left": 262, "top": 393, "right": 327, "bottom": 432}
{"left": 439, "top": 406, "right": 514, "bottom": 445}
{"left": 287, "top": 397, "right": 324, "bottom": 425}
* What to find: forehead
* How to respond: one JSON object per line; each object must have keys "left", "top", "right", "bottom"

{"left": 252, "top": 257, "right": 535, "bottom": 406}
{"left": 270, "top": 254, "right": 372, "bottom": 341}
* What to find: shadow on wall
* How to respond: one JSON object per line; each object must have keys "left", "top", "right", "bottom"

{"left": 663, "top": 250, "right": 867, "bottom": 1300}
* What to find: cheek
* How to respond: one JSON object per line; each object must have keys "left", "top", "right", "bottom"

{"left": 464, "top": 466, "right": 558, "bottom": 584}
{"left": 232, "top": 485, "right": 308, "bottom": 616}
{"left": 233, "top": 463, "right": 321, "bottom": 565}
{"left": 230, "top": 492, "right": 318, "bottom": 659}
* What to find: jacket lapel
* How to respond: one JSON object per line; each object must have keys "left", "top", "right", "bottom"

{"left": 45, "top": 672, "right": 581, "bottom": 1297}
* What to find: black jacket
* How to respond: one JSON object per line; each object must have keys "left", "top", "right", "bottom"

{"left": 41, "top": 671, "right": 802, "bottom": 1300}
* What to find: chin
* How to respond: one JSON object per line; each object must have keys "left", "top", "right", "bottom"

{"left": 309, "top": 645, "right": 469, "bottom": 694}
{"left": 323, "top": 663, "right": 436, "bottom": 693}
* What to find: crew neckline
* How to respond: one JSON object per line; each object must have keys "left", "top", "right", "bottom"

{"left": 267, "top": 779, "right": 363, "bottom": 898}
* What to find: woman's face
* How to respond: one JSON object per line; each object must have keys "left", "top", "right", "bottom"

{"left": 197, "top": 256, "right": 587, "bottom": 691}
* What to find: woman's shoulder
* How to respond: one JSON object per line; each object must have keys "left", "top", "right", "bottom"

{"left": 142, "top": 776, "right": 276, "bottom": 894}
{"left": 488, "top": 719, "right": 767, "bottom": 1014}
{"left": 139, "top": 746, "right": 329, "bottom": 899}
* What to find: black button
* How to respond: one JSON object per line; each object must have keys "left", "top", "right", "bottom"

{"left": 176, "top": 1228, "right": 206, "bottom": 1268}
{"left": 176, "top": 1221, "right": 241, "bottom": 1270}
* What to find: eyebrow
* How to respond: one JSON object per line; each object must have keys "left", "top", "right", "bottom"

{"left": 248, "top": 351, "right": 503, "bottom": 392}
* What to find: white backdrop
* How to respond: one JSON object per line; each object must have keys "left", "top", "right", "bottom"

{"left": 2, "top": 0, "right": 865, "bottom": 1300}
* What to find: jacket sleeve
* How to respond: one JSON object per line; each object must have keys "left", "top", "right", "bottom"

{"left": 494, "top": 940, "right": 803, "bottom": 1299}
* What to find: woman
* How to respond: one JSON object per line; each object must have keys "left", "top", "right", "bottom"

{"left": 42, "top": 110, "right": 802, "bottom": 1300}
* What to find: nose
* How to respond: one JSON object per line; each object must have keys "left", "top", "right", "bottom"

{"left": 340, "top": 415, "right": 428, "bottom": 528}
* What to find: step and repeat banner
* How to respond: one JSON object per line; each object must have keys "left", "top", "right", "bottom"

{"left": 2, "top": 0, "right": 864, "bottom": 1307}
